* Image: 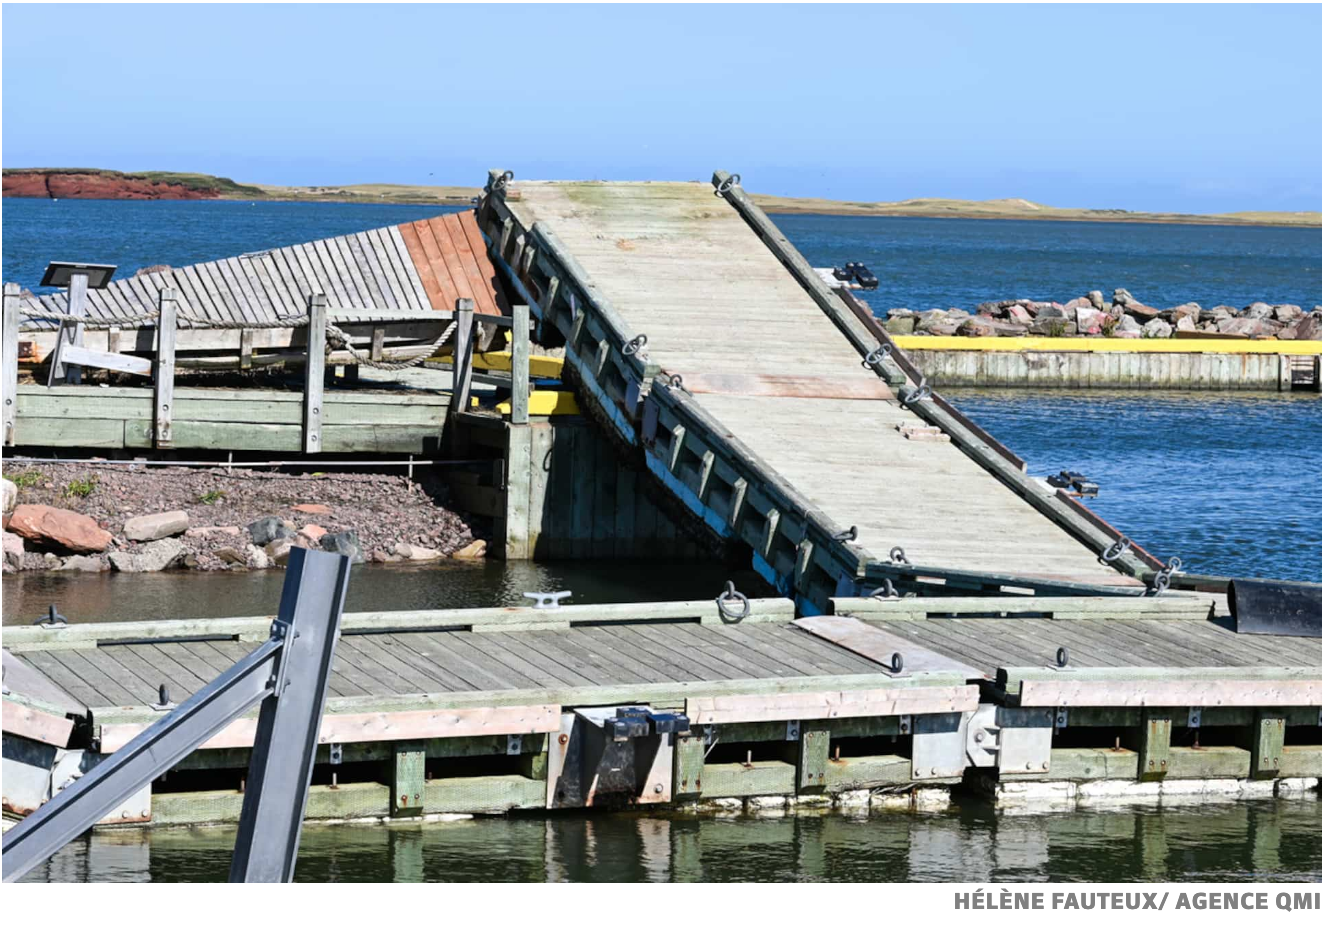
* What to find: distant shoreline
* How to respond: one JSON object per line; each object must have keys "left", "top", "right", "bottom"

{"left": 1, "top": 168, "right": 1321, "bottom": 228}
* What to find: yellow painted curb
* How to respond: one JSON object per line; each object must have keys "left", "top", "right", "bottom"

{"left": 498, "top": 391, "right": 580, "bottom": 416}
{"left": 893, "top": 336, "right": 1322, "bottom": 355}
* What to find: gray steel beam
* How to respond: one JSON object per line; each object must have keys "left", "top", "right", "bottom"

{"left": 2, "top": 640, "right": 282, "bottom": 882}
{"left": 229, "top": 546, "right": 351, "bottom": 882}
{"left": 1, "top": 547, "right": 351, "bottom": 884}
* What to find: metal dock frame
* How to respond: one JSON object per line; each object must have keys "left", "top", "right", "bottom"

{"left": 1, "top": 547, "right": 351, "bottom": 883}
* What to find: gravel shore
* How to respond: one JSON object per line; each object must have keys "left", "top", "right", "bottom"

{"left": 2, "top": 462, "right": 480, "bottom": 572}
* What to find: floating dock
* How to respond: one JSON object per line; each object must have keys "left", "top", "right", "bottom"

{"left": 1, "top": 593, "right": 1319, "bottom": 827}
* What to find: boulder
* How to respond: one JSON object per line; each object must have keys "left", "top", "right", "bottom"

{"left": 394, "top": 542, "right": 443, "bottom": 561}
{"left": 1295, "top": 311, "right": 1322, "bottom": 341}
{"left": 1272, "top": 304, "right": 1304, "bottom": 323}
{"left": 919, "top": 318, "right": 965, "bottom": 337}
{"left": 882, "top": 315, "right": 914, "bottom": 336}
{"left": 2, "top": 477, "right": 16, "bottom": 515}
{"left": 298, "top": 524, "right": 327, "bottom": 545}
{"left": 1029, "top": 318, "right": 1075, "bottom": 337}
{"left": 1115, "top": 315, "right": 1143, "bottom": 336}
{"left": 320, "top": 530, "right": 365, "bottom": 564}
{"left": 1242, "top": 302, "right": 1274, "bottom": 319}
{"left": 1142, "top": 318, "right": 1173, "bottom": 339}
{"left": 109, "top": 538, "right": 186, "bottom": 573}
{"left": 215, "top": 546, "right": 248, "bottom": 565}
{"left": 58, "top": 555, "right": 107, "bottom": 572}
{"left": 123, "top": 510, "right": 189, "bottom": 542}
{"left": 7, "top": 504, "right": 114, "bottom": 553}
{"left": 291, "top": 503, "right": 333, "bottom": 516}
{"left": 975, "top": 302, "right": 1004, "bottom": 317}
{"left": 266, "top": 538, "right": 296, "bottom": 566}
{"left": 246, "top": 516, "right": 296, "bottom": 546}
{"left": 247, "top": 545, "right": 272, "bottom": 569}
{"left": 1219, "top": 317, "right": 1281, "bottom": 338}
{"left": 1123, "top": 302, "right": 1161, "bottom": 323}
{"left": 452, "top": 539, "right": 487, "bottom": 560}
{"left": 1168, "top": 303, "right": 1201, "bottom": 323}
{"left": 185, "top": 525, "right": 241, "bottom": 539}
{"left": 1086, "top": 290, "right": 1105, "bottom": 310}
{"left": 1175, "top": 316, "right": 1196, "bottom": 332}
{"left": 1002, "top": 304, "right": 1033, "bottom": 325}
{"left": 3, "top": 530, "right": 24, "bottom": 567}
{"left": 1064, "top": 297, "right": 1093, "bottom": 313}
{"left": 959, "top": 317, "right": 1027, "bottom": 337}
{"left": 1112, "top": 288, "right": 1138, "bottom": 306}
{"left": 1075, "top": 307, "right": 1109, "bottom": 334}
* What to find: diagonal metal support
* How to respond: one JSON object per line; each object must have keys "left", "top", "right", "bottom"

{"left": 2, "top": 547, "right": 351, "bottom": 884}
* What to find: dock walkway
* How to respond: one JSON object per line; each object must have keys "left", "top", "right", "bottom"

{"left": 481, "top": 176, "right": 1162, "bottom": 610}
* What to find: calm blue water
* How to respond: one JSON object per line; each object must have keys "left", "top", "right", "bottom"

{"left": 1, "top": 199, "right": 1321, "bottom": 312}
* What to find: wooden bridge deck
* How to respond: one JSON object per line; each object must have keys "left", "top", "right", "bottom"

{"left": 487, "top": 179, "right": 1143, "bottom": 604}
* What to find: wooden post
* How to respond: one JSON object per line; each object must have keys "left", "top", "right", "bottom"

{"left": 503, "top": 421, "right": 531, "bottom": 559}
{"left": 303, "top": 293, "right": 327, "bottom": 454}
{"left": 1138, "top": 712, "right": 1171, "bottom": 781}
{"left": 796, "top": 724, "right": 829, "bottom": 793}
{"left": 511, "top": 309, "right": 530, "bottom": 425}
{"left": 389, "top": 741, "right": 425, "bottom": 818}
{"left": 450, "top": 298, "right": 475, "bottom": 418}
{"left": 239, "top": 329, "right": 254, "bottom": 370}
{"left": 3, "top": 284, "right": 20, "bottom": 447}
{"left": 673, "top": 734, "right": 705, "bottom": 801}
{"left": 154, "top": 288, "right": 177, "bottom": 448}
{"left": 1251, "top": 714, "right": 1284, "bottom": 779}
{"left": 370, "top": 327, "right": 385, "bottom": 361}
{"left": 47, "top": 271, "right": 88, "bottom": 385}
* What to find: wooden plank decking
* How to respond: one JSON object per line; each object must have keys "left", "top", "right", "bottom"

{"left": 488, "top": 180, "right": 1137, "bottom": 596}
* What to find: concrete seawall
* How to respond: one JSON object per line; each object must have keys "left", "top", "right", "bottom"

{"left": 898, "top": 338, "right": 1321, "bottom": 391}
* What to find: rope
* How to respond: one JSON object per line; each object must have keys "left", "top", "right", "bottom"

{"left": 18, "top": 306, "right": 462, "bottom": 373}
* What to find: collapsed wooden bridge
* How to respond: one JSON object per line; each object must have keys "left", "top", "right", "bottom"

{"left": 2, "top": 169, "right": 1322, "bottom": 831}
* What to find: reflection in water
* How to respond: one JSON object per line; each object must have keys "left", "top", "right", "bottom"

{"left": 21, "top": 798, "right": 1322, "bottom": 883}
{"left": 2, "top": 560, "right": 773, "bottom": 626}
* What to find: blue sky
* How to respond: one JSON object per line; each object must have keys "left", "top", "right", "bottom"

{"left": 1, "top": 3, "right": 1320, "bottom": 212}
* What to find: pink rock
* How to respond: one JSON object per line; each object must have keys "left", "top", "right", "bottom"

{"left": 292, "top": 503, "right": 333, "bottom": 516}
{"left": 298, "top": 524, "right": 327, "bottom": 544}
{"left": 7, "top": 504, "right": 114, "bottom": 553}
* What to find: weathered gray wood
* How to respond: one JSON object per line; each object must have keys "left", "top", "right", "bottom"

{"left": 511, "top": 309, "right": 530, "bottom": 424}
{"left": 4, "top": 284, "right": 21, "bottom": 446}
{"left": 154, "top": 288, "right": 178, "bottom": 447}
{"left": 57, "top": 344, "right": 151, "bottom": 376}
{"left": 793, "top": 616, "right": 981, "bottom": 676}
{"left": 450, "top": 298, "right": 475, "bottom": 417}
{"left": 303, "top": 293, "right": 327, "bottom": 453}
{"left": 47, "top": 271, "right": 89, "bottom": 384}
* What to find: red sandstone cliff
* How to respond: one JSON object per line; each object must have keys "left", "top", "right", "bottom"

{"left": 3, "top": 171, "right": 222, "bottom": 200}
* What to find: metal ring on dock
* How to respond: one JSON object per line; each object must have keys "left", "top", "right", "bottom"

{"left": 833, "top": 526, "right": 858, "bottom": 543}
{"left": 1100, "top": 536, "right": 1131, "bottom": 564}
{"left": 714, "top": 173, "right": 742, "bottom": 197}
{"left": 716, "top": 581, "right": 750, "bottom": 622}
{"left": 888, "top": 546, "right": 910, "bottom": 565}
{"left": 668, "top": 373, "right": 684, "bottom": 390}
{"left": 1055, "top": 647, "right": 1069, "bottom": 668}
{"left": 862, "top": 344, "right": 893, "bottom": 370}
{"left": 33, "top": 604, "right": 68, "bottom": 628}
{"left": 871, "top": 579, "right": 899, "bottom": 601}
{"left": 622, "top": 334, "right": 648, "bottom": 356}
{"left": 902, "top": 385, "right": 932, "bottom": 406}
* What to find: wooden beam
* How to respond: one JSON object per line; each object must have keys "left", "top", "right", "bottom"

{"left": 831, "top": 595, "right": 1212, "bottom": 620}
{"left": 303, "top": 293, "right": 326, "bottom": 453}
{"left": 511, "top": 307, "right": 530, "bottom": 424}
{"left": 684, "top": 686, "right": 978, "bottom": 725}
{"left": 3, "top": 284, "right": 19, "bottom": 446}
{"left": 51, "top": 345, "right": 151, "bottom": 376}
{"left": 47, "top": 271, "right": 89, "bottom": 385}
{"left": 154, "top": 287, "right": 177, "bottom": 447}
{"left": 450, "top": 298, "right": 475, "bottom": 418}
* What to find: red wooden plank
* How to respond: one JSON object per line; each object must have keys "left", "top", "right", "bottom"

{"left": 441, "top": 214, "right": 500, "bottom": 316}
{"left": 411, "top": 218, "right": 462, "bottom": 309}
{"left": 460, "top": 211, "right": 512, "bottom": 313}
{"left": 427, "top": 216, "right": 481, "bottom": 315}
{"left": 398, "top": 221, "right": 449, "bottom": 311}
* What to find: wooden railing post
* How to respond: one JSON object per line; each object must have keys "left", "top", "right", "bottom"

{"left": 450, "top": 298, "right": 475, "bottom": 418}
{"left": 511, "top": 306, "right": 530, "bottom": 425}
{"left": 3, "top": 284, "right": 20, "bottom": 446}
{"left": 46, "top": 271, "right": 88, "bottom": 386}
{"left": 154, "top": 288, "right": 178, "bottom": 448}
{"left": 304, "top": 293, "right": 327, "bottom": 454}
